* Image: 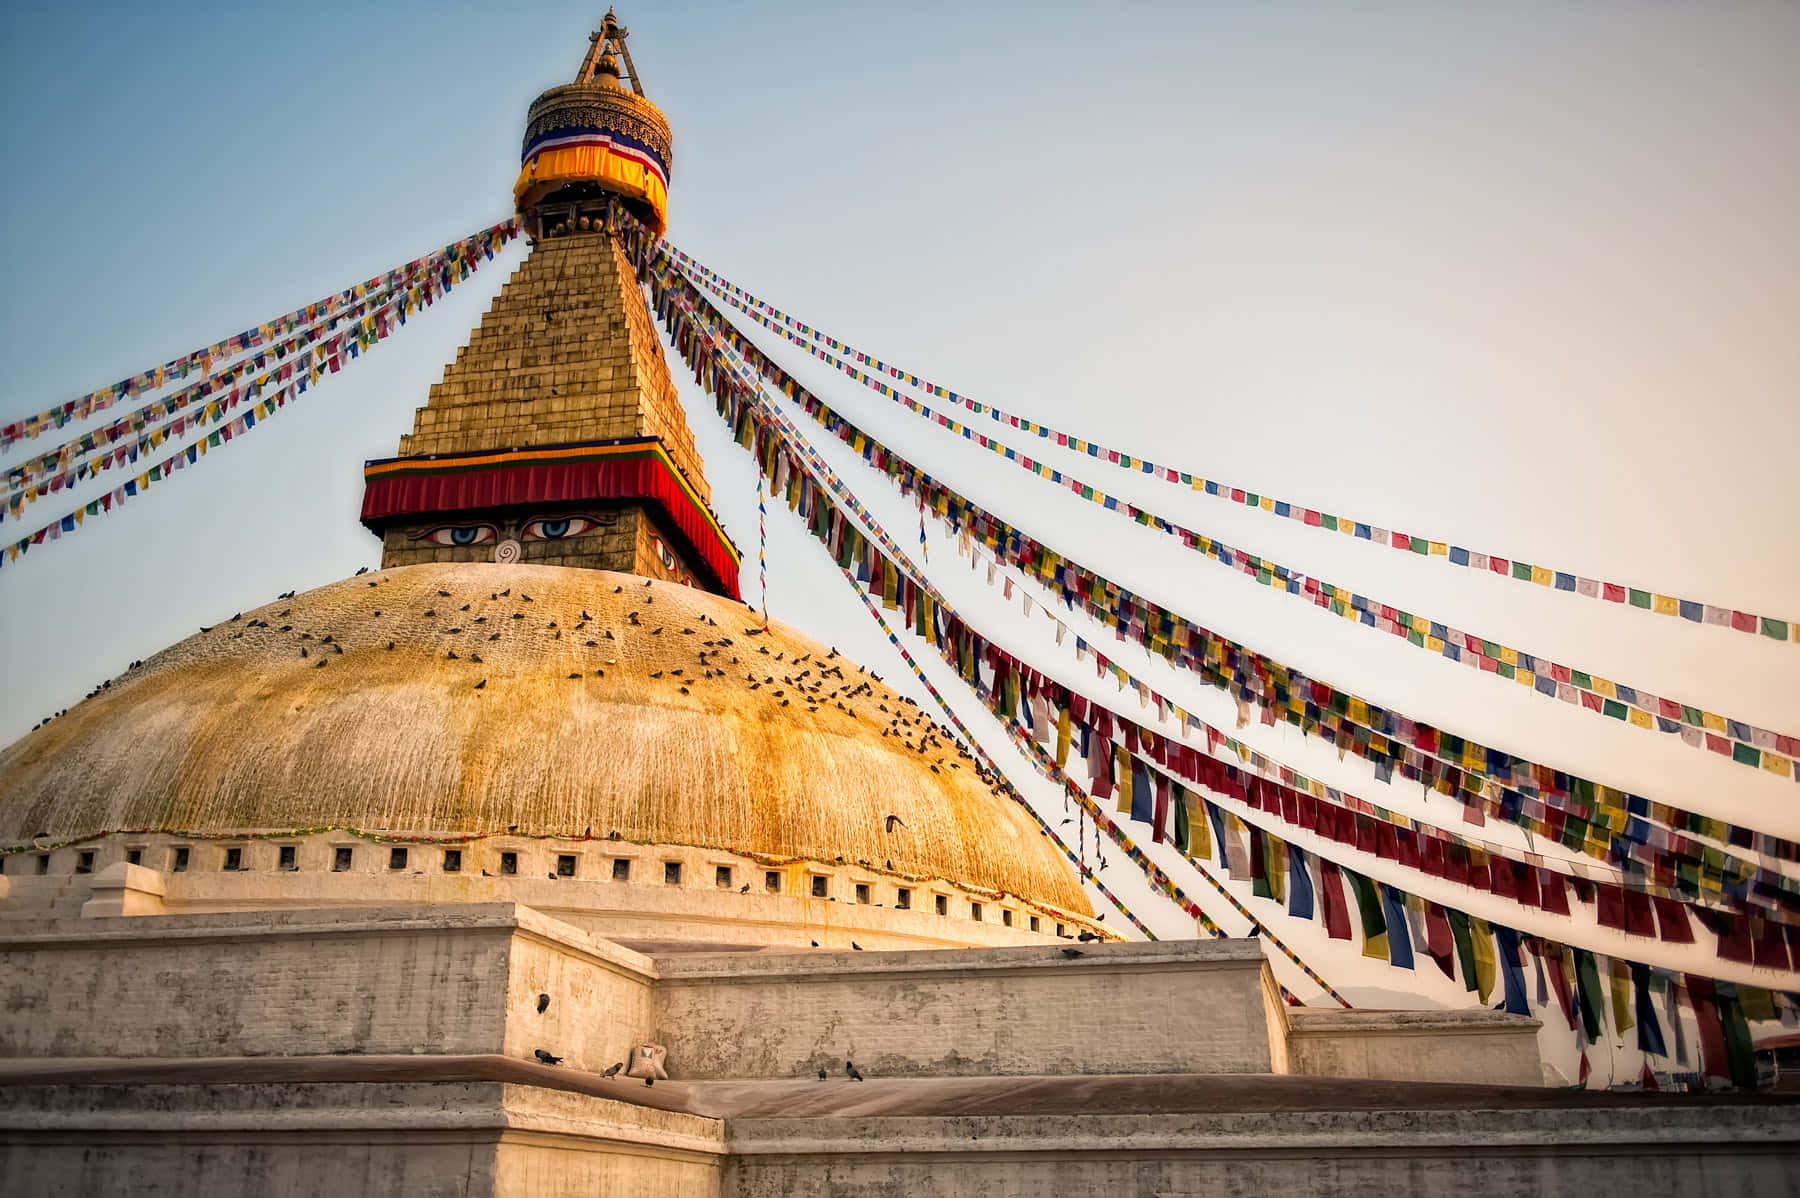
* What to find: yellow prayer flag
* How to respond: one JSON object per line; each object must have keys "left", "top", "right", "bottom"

{"left": 1429, "top": 541, "right": 1448, "bottom": 556}
{"left": 1187, "top": 793, "right": 1210, "bottom": 861}
{"left": 1427, "top": 636, "right": 1444, "bottom": 653}
{"left": 1499, "top": 646, "right": 1519, "bottom": 666}
{"left": 1627, "top": 707, "right": 1653, "bottom": 729}
{"left": 1653, "top": 594, "right": 1679, "bottom": 615}
{"left": 1260, "top": 495, "right": 1275, "bottom": 511}
{"left": 1516, "top": 670, "right": 1535, "bottom": 689}
{"left": 1609, "top": 960, "right": 1634, "bottom": 1036}
{"left": 1591, "top": 676, "right": 1617, "bottom": 699}
{"left": 1470, "top": 918, "right": 1497, "bottom": 1004}
{"left": 1412, "top": 614, "right": 1429, "bottom": 634}
{"left": 1703, "top": 711, "right": 1727, "bottom": 733}
{"left": 1764, "top": 753, "right": 1794, "bottom": 780}
{"left": 1531, "top": 565, "right": 1553, "bottom": 586}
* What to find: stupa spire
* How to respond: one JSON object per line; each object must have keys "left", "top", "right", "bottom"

{"left": 358, "top": 13, "right": 738, "bottom": 596}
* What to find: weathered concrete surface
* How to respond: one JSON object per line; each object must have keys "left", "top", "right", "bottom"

{"left": 0, "top": 904, "right": 654, "bottom": 1073}
{"left": 718, "top": 1081, "right": 1800, "bottom": 1198}
{"left": 5, "top": 1060, "right": 1795, "bottom": 1196}
{"left": 1287, "top": 1006, "right": 1543, "bottom": 1087}
{"left": 652, "top": 939, "right": 1288, "bottom": 1079}
{"left": 0, "top": 1067, "right": 724, "bottom": 1198}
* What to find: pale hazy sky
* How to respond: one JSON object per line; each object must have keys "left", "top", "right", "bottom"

{"left": 3, "top": 3, "right": 1797, "bottom": 1062}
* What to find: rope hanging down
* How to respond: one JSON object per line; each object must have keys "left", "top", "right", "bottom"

{"left": 658, "top": 259, "right": 1361, "bottom": 1007}
{"left": 1, "top": 221, "right": 521, "bottom": 569}
{"left": 731, "top": 340, "right": 1345, "bottom": 1004}
{"left": 649, "top": 249, "right": 1790, "bottom": 1070}
{"left": 664, "top": 244, "right": 1796, "bottom": 647}
{"left": 674, "top": 259, "right": 1792, "bottom": 775}
{"left": 638, "top": 245, "right": 1800, "bottom": 918}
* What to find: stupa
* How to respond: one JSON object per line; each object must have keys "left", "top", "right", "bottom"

{"left": 1, "top": 14, "right": 1793, "bottom": 1196}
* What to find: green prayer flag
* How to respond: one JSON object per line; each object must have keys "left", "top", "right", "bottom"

{"left": 1628, "top": 588, "right": 1653, "bottom": 610}
{"left": 1346, "top": 869, "right": 1387, "bottom": 960}
{"left": 1172, "top": 784, "right": 1190, "bottom": 854}
{"left": 1762, "top": 617, "right": 1790, "bottom": 641}
{"left": 1720, "top": 990, "right": 1758, "bottom": 1087}
{"left": 1449, "top": 910, "right": 1478, "bottom": 992}
{"left": 1573, "top": 949, "right": 1605, "bottom": 1040}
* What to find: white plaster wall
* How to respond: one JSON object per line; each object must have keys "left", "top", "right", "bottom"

{"left": 0, "top": 830, "right": 1101, "bottom": 952}
{"left": 0, "top": 904, "right": 648, "bottom": 1067}
{"left": 652, "top": 940, "right": 1279, "bottom": 1079}
{"left": 1286, "top": 1009, "right": 1543, "bottom": 1087}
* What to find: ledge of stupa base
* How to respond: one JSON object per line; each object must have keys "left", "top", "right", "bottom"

{"left": 1, "top": 900, "right": 1537, "bottom": 1092}
{"left": 3, "top": 1061, "right": 1795, "bottom": 1198}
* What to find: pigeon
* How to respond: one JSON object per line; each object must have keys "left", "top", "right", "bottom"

{"left": 1061, "top": 947, "right": 1085, "bottom": 959}
{"left": 817, "top": 1068, "right": 828, "bottom": 1081}
{"left": 537, "top": 993, "right": 550, "bottom": 1014}
{"left": 739, "top": 883, "right": 750, "bottom": 893}
{"left": 884, "top": 814, "right": 906, "bottom": 834}
{"left": 852, "top": 942, "right": 864, "bottom": 951}
{"left": 602, "top": 1062, "right": 623, "bottom": 1078}
{"left": 810, "top": 940, "right": 820, "bottom": 947}
{"left": 846, "top": 1061, "right": 864, "bottom": 1082}
{"left": 1077, "top": 930, "right": 1099, "bottom": 942}
{"left": 474, "top": 679, "right": 486, "bottom": 690}
{"left": 534, "top": 1050, "right": 562, "bottom": 1065}
{"left": 644, "top": 1077, "right": 654, "bottom": 1087}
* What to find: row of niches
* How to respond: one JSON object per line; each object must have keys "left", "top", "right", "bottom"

{"left": 0, "top": 832, "right": 1097, "bottom": 939}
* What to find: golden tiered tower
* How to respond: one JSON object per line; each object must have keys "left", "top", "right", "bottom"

{"left": 359, "top": 11, "right": 737, "bottom": 595}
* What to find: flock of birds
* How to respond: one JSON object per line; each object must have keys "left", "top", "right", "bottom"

{"left": 44, "top": 571, "right": 998, "bottom": 796}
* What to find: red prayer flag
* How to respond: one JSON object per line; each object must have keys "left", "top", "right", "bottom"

{"left": 1753, "top": 919, "right": 1792, "bottom": 972}
{"left": 1318, "top": 859, "right": 1353, "bottom": 940}
{"left": 1539, "top": 870, "right": 1570, "bottom": 917}
{"left": 1711, "top": 911, "right": 1754, "bottom": 964}
{"left": 1685, "top": 977, "right": 1732, "bottom": 1082}
{"left": 1423, "top": 902, "right": 1456, "bottom": 980}
{"left": 1595, "top": 884, "right": 1628, "bottom": 931}
{"left": 1623, "top": 888, "right": 1656, "bottom": 937}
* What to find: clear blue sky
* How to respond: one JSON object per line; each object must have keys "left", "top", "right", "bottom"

{"left": 3, "top": 3, "right": 1797, "bottom": 1053}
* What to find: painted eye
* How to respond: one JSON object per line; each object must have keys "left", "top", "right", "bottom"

{"left": 523, "top": 515, "right": 602, "bottom": 541}
{"left": 417, "top": 524, "right": 497, "bottom": 547}
{"left": 653, "top": 537, "right": 677, "bottom": 571}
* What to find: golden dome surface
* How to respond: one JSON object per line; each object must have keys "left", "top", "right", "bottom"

{"left": 0, "top": 563, "right": 1089, "bottom": 915}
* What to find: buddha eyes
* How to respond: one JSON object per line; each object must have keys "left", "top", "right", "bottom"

{"left": 412, "top": 515, "right": 603, "bottom": 546}
{"left": 523, "top": 515, "right": 603, "bottom": 541}
{"left": 417, "top": 524, "right": 498, "bottom": 547}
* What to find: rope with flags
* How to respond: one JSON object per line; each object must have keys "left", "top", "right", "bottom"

{"left": 664, "top": 242, "right": 1797, "bottom": 646}
{"left": 661, "top": 250, "right": 1356, "bottom": 1007}
{"left": 639, "top": 240, "right": 1800, "bottom": 920}
{"left": 672, "top": 257, "right": 1795, "bottom": 773}
{"left": 641, "top": 224, "right": 1790, "bottom": 1077}
{"left": 2, "top": 220, "right": 519, "bottom": 451}
{"left": 0, "top": 220, "right": 521, "bottom": 569}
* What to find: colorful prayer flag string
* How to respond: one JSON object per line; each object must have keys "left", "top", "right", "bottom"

{"left": 669, "top": 257, "right": 1794, "bottom": 774}
{"left": 2, "top": 222, "right": 517, "bottom": 569}
{"left": 1, "top": 221, "right": 518, "bottom": 452}
{"left": 633, "top": 242, "right": 1800, "bottom": 911}
{"left": 663, "top": 242, "right": 1796, "bottom": 647}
